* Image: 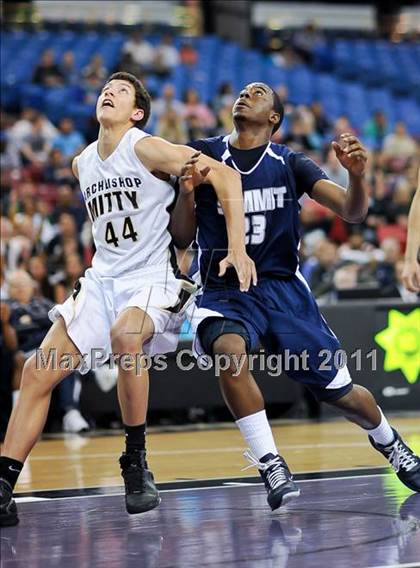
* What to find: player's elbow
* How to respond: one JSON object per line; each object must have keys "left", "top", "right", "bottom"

{"left": 343, "top": 209, "right": 368, "bottom": 224}
{"left": 342, "top": 200, "right": 369, "bottom": 224}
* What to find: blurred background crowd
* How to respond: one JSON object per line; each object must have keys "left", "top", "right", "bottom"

{"left": 1, "top": 0, "right": 419, "bottom": 435}
{"left": 2, "top": 28, "right": 418, "bottom": 306}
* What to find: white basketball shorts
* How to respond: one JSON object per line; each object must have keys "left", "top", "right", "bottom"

{"left": 49, "top": 264, "right": 196, "bottom": 374}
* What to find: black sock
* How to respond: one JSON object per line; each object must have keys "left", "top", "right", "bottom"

{"left": 0, "top": 456, "right": 24, "bottom": 489}
{"left": 124, "top": 423, "right": 146, "bottom": 454}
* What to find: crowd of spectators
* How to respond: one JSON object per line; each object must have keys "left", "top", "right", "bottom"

{"left": 0, "top": 30, "right": 419, "bottom": 434}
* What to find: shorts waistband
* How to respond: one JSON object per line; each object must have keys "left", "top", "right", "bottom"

{"left": 88, "top": 264, "right": 175, "bottom": 281}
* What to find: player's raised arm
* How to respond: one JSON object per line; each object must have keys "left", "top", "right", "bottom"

{"left": 402, "top": 180, "right": 420, "bottom": 292}
{"left": 135, "top": 136, "right": 257, "bottom": 290}
{"left": 311, "top": 133, "right": 369, "bottom": 223}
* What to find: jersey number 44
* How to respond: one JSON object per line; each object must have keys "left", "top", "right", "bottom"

{"left": 105, "top": 216, "right": 138, "bottom": 247}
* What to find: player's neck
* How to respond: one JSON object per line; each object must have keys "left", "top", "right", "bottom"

{"left": 97, "top": 123, "right": 132, "bottom": 160}
{"left": 229, "top": 126, "right": 271, "bottom": 150}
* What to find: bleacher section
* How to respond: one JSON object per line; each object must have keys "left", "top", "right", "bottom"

{"left": 2, "top": 30, "right": 420, "bottom": 134}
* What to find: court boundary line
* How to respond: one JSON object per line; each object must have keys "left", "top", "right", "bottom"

{"left": 40, "top": 416, "right": 420, "bottom": 439}
{"left": 14, "top": 469, "right": 393, "bottom": 503}
{"left": 15, "top": 465, "right": 389, "bottom": 497}
{"left": 24, "top": 440, "right": 411, "bottom": 461}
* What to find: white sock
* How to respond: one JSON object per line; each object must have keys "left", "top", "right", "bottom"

{"left": 12, "top": 390, "right": 20, "bottom": 407}
{"left": 236, "top": 410, "right": 278, "bottom": 460}
{"left": 366, "top": 407, "right": 395, "bottom": 446}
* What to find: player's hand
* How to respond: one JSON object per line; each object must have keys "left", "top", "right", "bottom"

{"left": 402, "top": 259, "right": 420, "bottom": 292}
{"left": 0, "top": 302, "right": 11, "bottom": 324}
{"left": 179, "top": 151, "right": 211, "bottom": 194}
{"left": 219, "top": 249, "right": 258, "bottom": 292}
{"left": 332, "top": 133, "right": 367, "bottom": 177}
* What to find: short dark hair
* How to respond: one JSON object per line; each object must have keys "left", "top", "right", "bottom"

{"left": 105, "top": 72, "right": 151, "bottom": 129}
{"left": 270, "top": 87, "right": 284, "bottom": 134}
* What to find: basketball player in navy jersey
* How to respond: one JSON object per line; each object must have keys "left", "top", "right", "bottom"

{"left": 171, "top": 82, "right": 420, "bottom": 510}
{"left": 0, "top": 72, "right": 256, "bottom": 527}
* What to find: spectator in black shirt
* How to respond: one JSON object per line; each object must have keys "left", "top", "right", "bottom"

{"left": 376, "top": 237, "right": 401, "bottom": 292}
{"left": 6, "top": 269, "right": 52, "bottom": 415}
{"left": 0, "top": 302, "right": 17, "bottom": 440}
{"left": 46, "top": 212, "right": 85, "bottom": 274}
{"left": 44, "top": 149, "right": 74, "bottom": 185}
{"left": 8, "top": 269, "right": 54, "bottom": 354}
{"left": 33, "top": 49, "right": 64, "bottom": 87}
{"left": 282, "top": 116, "right": 317, "bottom": 152}
{"left": 310, "top": 101, "right": 331, "bottom": 137}
{"left": 54, "top": 253, "right": 84, "bottom": 305}
{"left": 28, "top": 255, "right": 55, "bottom": 301}
{"left": 51, "top": 185, "right": 86, "bottom": 232}
{"left": 308, "top": 239, "right": 340, "bottom": 298}
{"left": 7, "top": 270, "right": 89, "bottom": 432}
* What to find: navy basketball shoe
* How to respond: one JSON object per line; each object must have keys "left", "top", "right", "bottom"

{"left": 119, "top": 451, "right": 161, "bottom": 514}
{"left": 369, "top": 428, "right": 420, "bottom": 492}
{"left": 0, "top": 479, "right": 19, "bottom": 526}
{"left": 243, "top": 450, "right": 301, "bottom": 510}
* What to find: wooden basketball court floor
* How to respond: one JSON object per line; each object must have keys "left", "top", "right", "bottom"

{"left": 2, "top": 416, "right": 420, "bottom": 567}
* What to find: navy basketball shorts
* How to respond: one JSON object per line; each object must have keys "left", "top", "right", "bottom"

{"left": 192, "top": 274, "right": 353, "bottom": 402}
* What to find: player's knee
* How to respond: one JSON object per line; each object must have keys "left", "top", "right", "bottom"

{"left": 20, "top": 355, "right": 56, "bottom": 394}
{"left": 110, "top": 324, "right": 146, "bottom": 355}
{"left": 212, "top": 334, "right": 248, "bottom": 375}
{"left": 213, "top": 333, "right": 246, "bottom": 356}
{"left": 328, "top": 384, "right": 370, "bottom": 411}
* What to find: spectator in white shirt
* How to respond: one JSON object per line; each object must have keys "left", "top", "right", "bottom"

{"left": 9, "top": 109, "right": 57, "bottom": 155}
{"left": 152, "top": 84, "right": 185, "bottom": 121}
{"left": 122, "top": 31, "right": 155, "bottom": 71}
{"left": 383, "top": 122, "right": 417, "bottom": 160}
{"left": 154, "top": 34, "right": 179, "bottom": 77}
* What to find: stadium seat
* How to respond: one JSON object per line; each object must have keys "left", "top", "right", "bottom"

{"left": 2, "top": 29, "right": 419, "bottom": 139}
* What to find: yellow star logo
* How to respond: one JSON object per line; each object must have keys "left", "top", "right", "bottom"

{"left": 375, "top": 309, "right": 420, "bottom": 384}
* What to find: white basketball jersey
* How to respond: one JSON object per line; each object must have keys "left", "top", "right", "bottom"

{"left": 77, "top": 128, "right": 174, "bottom": 276}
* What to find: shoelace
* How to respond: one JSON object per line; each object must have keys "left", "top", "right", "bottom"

{"left": 242, "top": 449, "right": 288, "bottom": 489}
{"left": 388, "top": 441, "right": 419, "bottom": 473}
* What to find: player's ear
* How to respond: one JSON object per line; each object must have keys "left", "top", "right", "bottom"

{"left": 269, "top": 111, "right": 280, "bottom": 131}
{"left": 131, "top": 108, "right": 145, "bottom": 123}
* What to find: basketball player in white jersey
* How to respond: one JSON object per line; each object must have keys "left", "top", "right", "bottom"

{"left": 0, "top": 72, "right": 256, "bottom": 526}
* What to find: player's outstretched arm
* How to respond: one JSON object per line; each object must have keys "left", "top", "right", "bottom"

{"left": 402, "top": 180, "right": 420, "bottom": 292}
{"left": 311, "top": 133, "right": 369, "bottom": 223}
{"left": 135, "top": 137, "right": 257, "bottom": 291}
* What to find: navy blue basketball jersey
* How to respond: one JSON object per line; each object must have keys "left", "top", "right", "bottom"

{"left": 188, "top": 135, "right": 330, "bottom": 288}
